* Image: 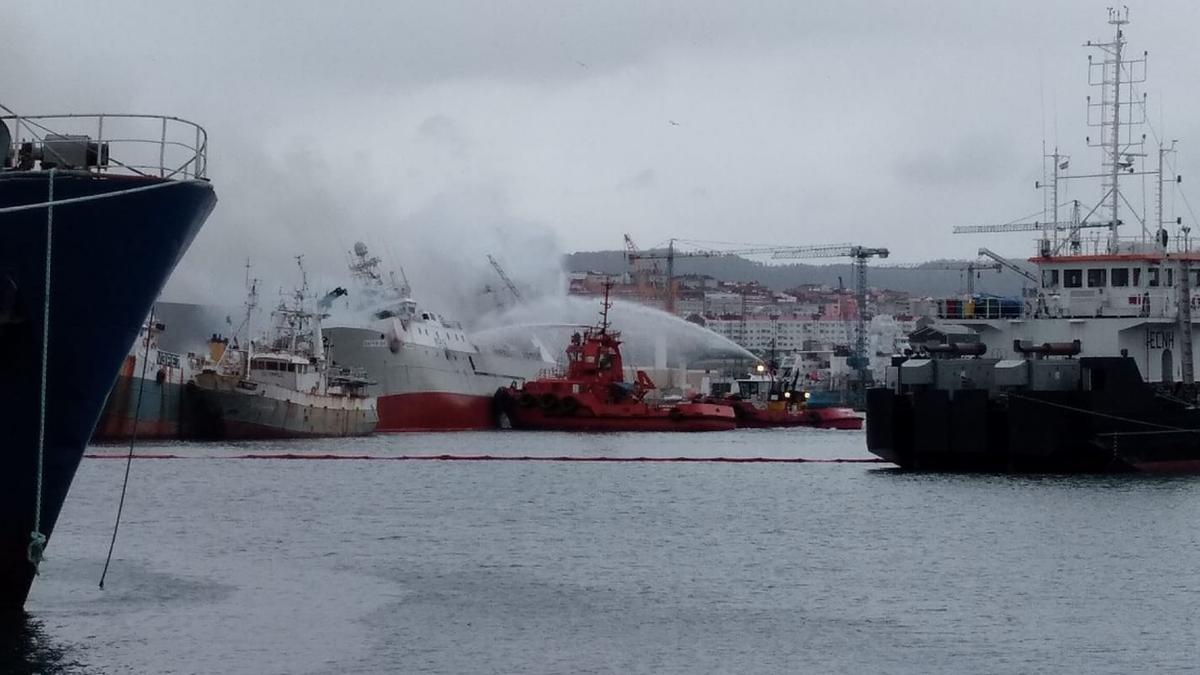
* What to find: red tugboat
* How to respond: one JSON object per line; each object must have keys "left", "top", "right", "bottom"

{"left": 496, "top": 286, "right": 736, "bottom": 432}
{"left": 718, "top": 363, "right": 863, "bottom": 430}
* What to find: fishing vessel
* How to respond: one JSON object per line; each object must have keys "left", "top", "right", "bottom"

{"left": 713, "top": 360, "right": 862, "bottom": 429}
{"left": 496, "top": 285, "right": 737, "bottom": 431}
{"left": 867, "top": 10, "right": 1200, "bottom": 472}
{"left": 189, "top": 262, "right": 377, "bottom": 439}
{"left": 92, "top": 319, "right": 197, "bottom": 441}
{"left": 0, "top": 110, "right": 216, "bottom": 611}
{"left": 323, "top": 243, "right": 550, "bottom": 431}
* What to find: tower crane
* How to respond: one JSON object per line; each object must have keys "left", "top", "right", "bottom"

{"left": 625, "top": 238, "right": 889, "bottom": 399}
{"left": 761, "top": 245, "right": 889, "bottom": 398}
{"left": 625, "top": 238, "right": 726, "bottom": 314}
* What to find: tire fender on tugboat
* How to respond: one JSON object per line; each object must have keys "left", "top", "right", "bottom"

{"left": 559, "top": 396, "right": 579, "bottom": 415}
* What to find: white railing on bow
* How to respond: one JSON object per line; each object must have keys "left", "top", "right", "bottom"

{"left": 3, "top": 113, "right": 208, "bottom": 180}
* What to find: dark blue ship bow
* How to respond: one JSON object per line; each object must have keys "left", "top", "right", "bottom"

{"left": 0, "top": 171, "right": 216, "bottom": 612}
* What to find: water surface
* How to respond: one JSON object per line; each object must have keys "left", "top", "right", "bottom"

{"left": 10, "top": 429, "right": 1200, "bottom": 673}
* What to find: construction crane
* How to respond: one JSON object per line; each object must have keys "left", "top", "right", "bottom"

{"left": 953, "top": 221, "right": 1081, "bottom": 234}
{"left": 760, "top": 245, "right": 889, "bottom": 398}
{"left": 626, "top": 239, "right": 889, "bottom": 398}
{"left": 625, "top": 238, "right": 726, "bottom": 314}
{"left": 486, "top": 254, "right": 523, "bottom": 302}
{"left": 623, "top": 233, "right": 662, "bottom": 299}
{"left": 952, "top": 201, "right": 1116, "bottom": 256}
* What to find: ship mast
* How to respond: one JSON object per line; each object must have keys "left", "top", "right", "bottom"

{"left": 1084, "top": 6, "right": 1147, "bottom": 253}
{"left": 599, "top": 279, "right": 614, "bottom": 334}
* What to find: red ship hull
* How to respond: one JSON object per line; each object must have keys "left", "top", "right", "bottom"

{"left": 501, "top": 394, "right": 736, "bottom": 432}
{"left": 731, "top": 402, "right": 863, "bottom": 430}
{"left": 376, "top": 392, "right": 497, "bottom": 431}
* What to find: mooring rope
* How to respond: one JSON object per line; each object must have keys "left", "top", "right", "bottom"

{"left": 27, "top": 169, "right": 55, "bottom": 573}
{"left": 1007, "top": 392, "right": 1197, "bottom": 433}
{"left": 0, "top": 179, "right": 191, "bottom": 215}
{"left": 98, "top": 307, "right": 156, "bottom": 589}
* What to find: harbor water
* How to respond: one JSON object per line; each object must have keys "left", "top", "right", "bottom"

{"left": 8, "top": 429, "right": 1200, "bottom": 674}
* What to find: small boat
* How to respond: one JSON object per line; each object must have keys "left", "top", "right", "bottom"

{"left": 496, "top": 284, "right": 736, "bottom": 432}
{"left": 717, "top": 364, "right": 863, "bottom": 430}
{"left": 189, "top": 262, "right": 377, "bottom": 439}
{"left": 727, "top": 397, "right": 863, "bottom": 430}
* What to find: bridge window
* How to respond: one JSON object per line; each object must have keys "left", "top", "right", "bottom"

{"left": 1167, "top": 268, "right": 1175, "bottom": 287}
{"left": 1133, "top": 268, "right": 1142, "bottom": 286}
{"left": 1042, "top": 269, "right": 1059, "bottom": 288}
{"left": 1087, "top": 269, "right": 1107, "bottom": 288}
{"left": 1063, "top": 269, "right": 1083, "bottom": 288}
{"left": 1111, "top": 268, "right": 1129, "bottom": 287}
{"left": 1149, "top": 268, "right": 1160, "bottom": 287}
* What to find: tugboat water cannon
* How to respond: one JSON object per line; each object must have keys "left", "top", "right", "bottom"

{"left": 496, "top": 282, "right": 738, "bottom": 432}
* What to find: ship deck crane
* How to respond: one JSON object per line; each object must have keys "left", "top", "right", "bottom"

{"left": 487, "top": 254, "right": 523, "bottom": 303}
{"left": 920, "top": 260, "right": 1003, "bottom": 296}
{"left": 977, "top": 247, "right": 1039, "bottom": 285}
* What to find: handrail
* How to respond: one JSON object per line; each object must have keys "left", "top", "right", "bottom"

{"left": 2, "top": 113, "right": 208, "bottom": 180}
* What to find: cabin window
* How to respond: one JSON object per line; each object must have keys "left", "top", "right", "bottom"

{"left": 1133, "top": 268, "right": 1142, "bottom": 286}
{"left": 1167, "top": 268, "right": 1175, "bottom": 287}
{"left": 1111, "top": 268, "right": 1129, "bottom": 287}
{"left": 1149, "top": 268, "right": 1160, "bottom": 287}
{"left": 1087, "top": 269, "right": 1107, "bottom": 288}
{"left": 1063, "top": 269, "right": 1083, "bottom": 288}
{"left": 1042, "top": 269, "right": 1059, "bottom": 288}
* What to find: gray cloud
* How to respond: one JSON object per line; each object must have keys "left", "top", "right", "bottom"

{"left": 6, "top": 0, "right": 1200, "bottom": 313}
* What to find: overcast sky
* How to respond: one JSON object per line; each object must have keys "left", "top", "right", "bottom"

{"left": 8, "top": 1, "right": 1200, "bottom": 305}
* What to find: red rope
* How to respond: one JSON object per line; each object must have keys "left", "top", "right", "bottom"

{"left": 84, "top": 453, "right": 883, "bottom": 464}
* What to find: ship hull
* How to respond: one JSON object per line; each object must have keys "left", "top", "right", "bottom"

{"left": 377, "top": 391, "right": 496, "bottom": 431}
{"left": 0, "top": 172, "right": 216, "bottom": 612}
{"left": 730, "top": 402, "right": 863, "bottom": 430}
{"left": 92, "top": 357, "right": 188, "bottom": 442}
{"left": 865, "top": 358, "right": 1200, "bottom": 473}
{"left": 324, "top": 325, "right": 544, "bottom": 432}
{"left": 499, "top": 391, "right": 736, "bottom": 432}
{"left": 188, "top": 374, "right": 377, "bottom": 439}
